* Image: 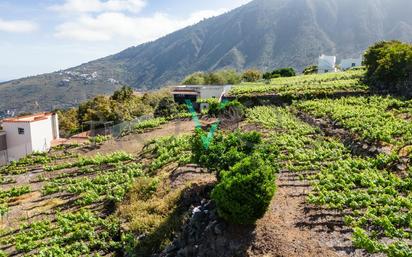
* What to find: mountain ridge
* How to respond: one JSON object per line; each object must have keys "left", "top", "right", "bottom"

{"left": 1, "top": 0, "right": 412, "bottom": 114}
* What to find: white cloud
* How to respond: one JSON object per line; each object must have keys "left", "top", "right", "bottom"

{"left": 54, "top": 9, "right": 227, "bottom": 43}
{"left": 50, "top": 0, "right": 146, "bottom": 14}
{"left": 0, "top": 18, "right": 37, "bottom": 33}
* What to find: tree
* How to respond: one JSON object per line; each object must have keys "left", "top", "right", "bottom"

{"left": 303, "top": 65, "right": 318, "bottom": 75}
{"left": 242, "top": 69, "right": 262, "bottom": 82}
{"left": 142, "top": 88, "right": 170, "bottom": 108}
{"left": 111, "top": 86, "right": 134, "bottom": 102}
{"left": 182, "top": 72, "right": 207, "bottom": 85}
{"left": 263, "top": 72, "right": 273, "bottom": 80}
{"left": 263, "top": 67, "right": 296, "bottom": 80}
{"left": 182, "top": 69, "right": 241, "bottom": 85}
{"left": 154, "top": 97, "right": 179, "bottom": 118}
{"left": 271, "top": 67, "right": 296, "bottom": 77}
{"left": 364, "top": 41, "right": 412, "bottom": 95}
{"left": 56, "top": 108, "right": 80, "bottom": 137}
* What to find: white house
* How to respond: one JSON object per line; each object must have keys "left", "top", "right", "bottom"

{"left": 1, "top": 112, "right": 59, "bottom": 162}
{"left": 340, "top": 56, "right": 363, "bottom": 70}
{"left": 172, "top": 85, "right": 232, "bottom": 111}
{"left": 318, "top": 55, "right": 338, "bottom": 74}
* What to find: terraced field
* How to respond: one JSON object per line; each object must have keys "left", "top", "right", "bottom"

{"left": 229, "top": 69, "right": 367, "bottom": 98}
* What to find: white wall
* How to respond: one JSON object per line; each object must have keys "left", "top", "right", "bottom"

{"left": 30, "top": 116, "right": 54, "bottom": 153}
{"left": 199, "top": 86, "right": 232, "bottom": 100}
{"left": 3, "top": 122, "right": 32, "bottom": 161}
{"left": 318, "top": 55, "right": 337, "bottom": 74}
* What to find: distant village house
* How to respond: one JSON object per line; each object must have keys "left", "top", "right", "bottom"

{"left": 0, "top": 112, "right": 60, "bottom": 165}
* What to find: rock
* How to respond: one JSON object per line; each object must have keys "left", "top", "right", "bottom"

{"left": 165, "top": 241, "right": 179, "bottom": 253}
{"left": 396, "top": 163, "right": 407, "bottom": 171}
{"left": 214, "top": 223, "right": 225, "bottom": 235}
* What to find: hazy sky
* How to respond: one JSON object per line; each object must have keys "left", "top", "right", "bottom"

{"left": 0, "top": 0, "right": 251, "bottom": 81}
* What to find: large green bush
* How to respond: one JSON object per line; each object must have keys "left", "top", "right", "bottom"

{"left": 207, "top": 100, "right": 245, "bottom": 119}
{"left": 191, "top": 130, "right": 262, "bottom": 176}
{"left": 211, "top": 155, "right": 277, "bottom": 224}
{"left": 364, "top": 40, "right": 412, "bottom": 96}
{"left": 263, "top": 67, "right": 296, "bottom": 80}
{"left": 154, "top": 97, "right": 179, "bottom": 118}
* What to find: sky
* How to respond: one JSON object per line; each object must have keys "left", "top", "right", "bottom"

{"left": 0, "top": 0, "right": 252, "bottom": 82}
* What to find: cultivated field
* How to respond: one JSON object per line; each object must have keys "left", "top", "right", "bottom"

{"left": 1, "top": 70, "right": 412, "bottom": 256}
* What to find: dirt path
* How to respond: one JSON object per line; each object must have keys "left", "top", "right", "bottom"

{"left": 246, "top": 169, "right": 376, "bottom": 257}
{"left": 245, "top": 170, "right": 341, "bottom": 257}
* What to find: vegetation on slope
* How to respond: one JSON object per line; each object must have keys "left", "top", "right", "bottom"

{"left": 364, "top": 40, "right": 412, "bottom": 97}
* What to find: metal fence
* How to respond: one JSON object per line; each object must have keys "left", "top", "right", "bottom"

{"left": 89, "top": 115, "right": 154, "bottom": 139}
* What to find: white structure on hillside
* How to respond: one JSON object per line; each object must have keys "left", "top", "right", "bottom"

{"left": 340, "top": 56, "right": 363, "bottom": 70}
{"left": 1, "top": 112, "right": 59, "bottom": 162}
{"left": 318, "top": 54, "right": 338, "bottom": 74}
{"left": 172, "top": 85, "right": 232, "bottom": 111}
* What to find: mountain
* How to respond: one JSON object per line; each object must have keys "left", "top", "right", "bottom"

{"left": 1, "top": 0, "right": 412, "bottom": 114}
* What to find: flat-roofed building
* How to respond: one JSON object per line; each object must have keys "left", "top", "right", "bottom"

{"left": 172, "top": 85, "right": 232, "bottom": 111}
{"left": 1, "top": 112, "right": 59, "bottom": 162}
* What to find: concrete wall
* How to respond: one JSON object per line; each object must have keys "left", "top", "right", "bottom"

{"left": 199, "top": 86, "right": 232, "bottom": 100}
{"left": 52, "top": 114, "right": 60, "bottom": 140}
{"left": 30, "top": 116, "right": 54, "bottom": 153}
{"left": 3, "top": 122, "right": 32, "bottom": 161}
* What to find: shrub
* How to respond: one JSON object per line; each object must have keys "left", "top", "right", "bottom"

{"left": 88, "top": 135, "right": 111, "bottom": 144}
{"left": 242, "top": 69, "right": 262, "bottom": 82}
{"left": 211, "top": 155, "right": 277, "bottom": 224}
{"left": 263, "top": 67, "right": 296, "bottom": 80}
{"left": 191, "top": 130, "right": 261, "bottom": 176}
{"left": 364, "top": 40, "right": 412, "bottom": 96}
{"left": 303, "top": 65, "right": 318, "bottom": 75}
{"left": 272, "top": 67, "right": 296, "bottom": 77}
{"left": 207, "top": 100, "right": 245, "bottom": 119}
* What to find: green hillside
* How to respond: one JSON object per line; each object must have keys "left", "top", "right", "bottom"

{"left": 2, "top": 0, "right": 412, "bottom": 114}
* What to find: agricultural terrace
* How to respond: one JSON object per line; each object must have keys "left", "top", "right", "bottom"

{"left": 229, "top": 69, "right": 367, "bottom": 98}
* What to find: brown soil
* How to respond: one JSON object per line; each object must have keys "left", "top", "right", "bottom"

{"left": 245, "top": 170, "right": 353, "bottom": 257}
{"left": 83, "top": 120, "right": 195, "bottom": 156}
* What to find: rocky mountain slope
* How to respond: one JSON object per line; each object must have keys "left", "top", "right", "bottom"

{"left": 1, "top": 0, "right": 412, "bottom": 114}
